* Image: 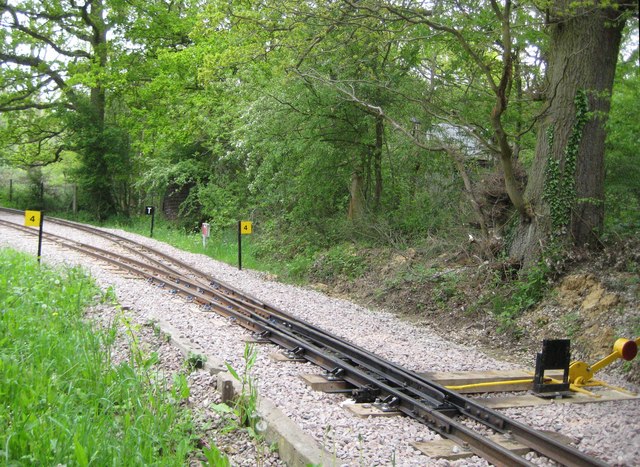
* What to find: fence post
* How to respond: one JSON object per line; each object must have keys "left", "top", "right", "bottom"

{"left": 9, "top": 179, "right": 12, "bottom": 202}
{"left": 72, "top": 184, "right": 78, "bottom": 214}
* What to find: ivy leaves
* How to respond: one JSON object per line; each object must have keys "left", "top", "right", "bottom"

{"left": 543, "top": 88, "right": 590, "bottom": 232}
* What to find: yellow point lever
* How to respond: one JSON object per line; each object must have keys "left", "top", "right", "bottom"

{"left": 569, "top": 337, "right": 639, "bottom": 385}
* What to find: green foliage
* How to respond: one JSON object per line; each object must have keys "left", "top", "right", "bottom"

{"left": 0, "top": 248, "right": 199, "bottom": 465}
{"left": 203, "top": 444, "right": 231, "bottom": 467}
{"left": 65, "top": 98, "right": 134, "bottom": 219}
{"left": 398, "top": 264, "right": 440, "bottom": 284}
{"left": 433, "top": 272, "right": 462, "bottom": 308}
{"left": 604, "top": 38, "right": 640, "bottom": 238}
{"left": 185, "top": 352, "right": 208, "bottom": 371}
{"left": 387, "top": 164, "right": 464, "bottom": 239}
{"left": 309, "top": 244, "right": 368, "bottom": 281}
{"left": 284, "top": 254, "right": 316, "bottom": 283}
{"left": 211, "top": 344, "right": 263, "bottom": 439}
{"left": 491, "top": 260, "right": 552, "bottom": 329}
{"left": 0, "top": 167, "right": 79, "bottom": 212}
{"left": 196, "top": 182, "right": 246, "bottom": 232}
{"left": 1, "top": 0, "right": 634, "bottom": 274}
{"left": 543, "top": 89, "right": 590, "bottom": 232}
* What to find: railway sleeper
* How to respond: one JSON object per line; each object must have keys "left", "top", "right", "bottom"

{"left": 0, "top": 211, "right": 608, "bottom": 467}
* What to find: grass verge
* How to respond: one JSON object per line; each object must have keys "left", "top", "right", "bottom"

{"left": 54, "top": 213, "right": 265, "bottom": 273}
{"left": 0, "top": 248, "right": 200, "bottom": 465}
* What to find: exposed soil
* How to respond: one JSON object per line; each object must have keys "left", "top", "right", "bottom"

{"left": 2, "top": 212, "right": 638, "bottom": 466}
{"left": 310, "top": 237, "right": 640, "bottom": 384}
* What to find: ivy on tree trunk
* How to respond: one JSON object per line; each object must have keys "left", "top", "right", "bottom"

{"left": 510, "top": 0, "right": 630, "bottom": 265}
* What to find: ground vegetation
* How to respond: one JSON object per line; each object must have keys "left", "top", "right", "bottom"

{"left": 0, "top": 248, "right": 201, "bottom": 464}
{"left": 1, "top": 2, "right": 638, "bottom": 374}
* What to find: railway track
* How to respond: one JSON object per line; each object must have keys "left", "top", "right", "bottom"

{"left": 0, "top": 207, "right": 608, "bottom": 467}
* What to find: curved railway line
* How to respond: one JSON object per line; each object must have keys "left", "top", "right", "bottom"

{"left": 0, "top": 207, "right": 613, "bottom": 466}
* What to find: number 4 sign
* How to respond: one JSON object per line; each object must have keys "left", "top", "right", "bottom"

{"left": 240, "top": 221, "right": 252, "bottom": 234}
{"left": 237, "top": 220, "right": 253, "bottom": 271}
{"left": 24, "top": 210, "right": 44, "bottom": 263}
{"left": 24, "top": 210, "right": 41, "bottom": 227}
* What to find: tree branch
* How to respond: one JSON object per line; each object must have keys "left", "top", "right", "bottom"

{"left": 342, "top": 1, "right": 500, "bottom": 94}
{"left": 0, "top": 102, "right": 69, "bottom": 112}
{"left": 0, "top": 52, "right": 66, "bottom": 91}
{"left": 3, "top": 4, "right": 93, "bottom": 59}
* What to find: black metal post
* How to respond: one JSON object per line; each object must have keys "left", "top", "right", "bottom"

{"left": 72, "top": 184, "right": 77, "bottom": 214}
{"left": 150, "top": 209, "right": 155, "bottom": 238}
{"left": 238, "top": 221, "right": 242, "bottom": 270}
{"left": 37, "top": 213, "right": 44, "bottom": 264}
{"left": 9, "top": 179, "right": 12, "bottom": 202}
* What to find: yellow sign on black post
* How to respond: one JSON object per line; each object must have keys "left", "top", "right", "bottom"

{"left": 24, "top": 210, "right": 44, "bottom": 263}
{"left": 240, "top": 221, "right": 252, "bottom": 235}
{"left": 238, "top": 221, "right": 253, "bottom": 270}
{"left": 24, "top": 210, "right": 41, "bottom": 227}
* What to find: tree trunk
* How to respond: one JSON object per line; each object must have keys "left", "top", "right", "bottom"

{"left": 491, "top": 0, "right": 530, "bottom": 222}
{"left": 449, "top": 149, "right": 489, "bottom": 238}
{"left": 348, "top": 171, "right": 366, "bottom": 220}
{"left": 86, "top": 0, "right": 116, "bottom": 219}
{"left": 373, "top": 115, "right": 384, "bottom": 210}
{"left": 510, "top": 1, "right": 627, "bottom": 265}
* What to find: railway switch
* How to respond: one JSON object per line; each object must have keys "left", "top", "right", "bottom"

{"left": 533, "top": 339, "right": 571, "bottom": 395}
{"left": 374, "top": 395, "right": 400, "bottom": 412}
{"left": 0, "top": 208, "right": 618, "bottom": 467}
{"left": 352, "top": 385, "right": 380, "bottom": 403}
{"left": 444, "top": 337, "right": 639, "bottom": 397}
{"left": 569, "top": 337, "right": 639, "bottom": 386}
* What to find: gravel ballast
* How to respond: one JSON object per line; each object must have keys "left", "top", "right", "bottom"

{"left": 1, "top": 211, "right": 639, "bottom": 466}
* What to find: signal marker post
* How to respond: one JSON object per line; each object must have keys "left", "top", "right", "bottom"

{"left": 24, "top": 210, "right": 44, "bottom": 264}
{"left": 201, "top": 222, "right": 210, "bottom": 248}
{"left": 238, "top": 221, "right": 252, "bottom": 270}
{"left": 145, "top": 206, "right": 155, "bottom": 237}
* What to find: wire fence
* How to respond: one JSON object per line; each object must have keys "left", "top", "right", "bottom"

{"left": 0, "top": 174, "right": 165, "bottom": 219}
{"left": 0, "top": 176, "right": 78, "bottom": 213}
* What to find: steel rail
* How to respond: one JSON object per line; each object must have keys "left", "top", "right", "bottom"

{"left": 0, "top": 217, "right": 507, "bottom": 420}
{"left": 0, "top": 218, "right": 529, "bottom": 465}
{"left": 0, "top": 209, "right": 327, "bottom": 323}
{"left": 0, "top": 210, "right": 608, "bottom": 466}
{"left": 226, "top": 301, "right": 606, "bottom": 467}
{"left": 0, "top": 219, "right": 183, "bottom": 282}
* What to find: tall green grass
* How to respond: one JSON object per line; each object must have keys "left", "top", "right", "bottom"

{"left": 105, "top": 215, "right": 264, "bottom": 271}
{"left": 0, "top": 248, "right": 198, "bottom": 465}
{"left": 45, "top": 211, "right": 308, "bottom": 281}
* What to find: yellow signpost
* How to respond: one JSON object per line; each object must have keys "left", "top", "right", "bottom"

{"left": 24, "top": 210, "right": 44, "bottom": 263}
{"left": 24, "top": 210, "right": 41, "bottom": 227}
{"left": 238, "top": 221, "right": 253, "bottom": 270}
{"left": 240, "top": 221, "right": 252, "bottom": 235}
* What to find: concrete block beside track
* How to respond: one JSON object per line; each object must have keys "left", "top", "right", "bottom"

{"left": 155, "top": 317, "right": 334, "bottom": 467}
